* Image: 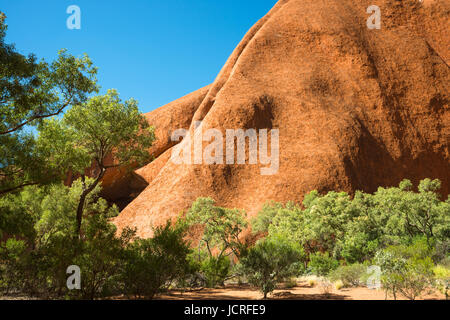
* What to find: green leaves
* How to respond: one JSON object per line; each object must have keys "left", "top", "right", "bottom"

{"left": 186, "top": 197, "right": 248, "bottom": 258}
{"left": 35, "top": 89, "right": 155, "bottom": 235}
{"left": 61, "top": 89, "right": 155, "bottom": 171}
{"left": 0, "top": 48, "right": 98, "bottom": 136}
{"left": 255, "top": 179, "right": 449, "bottom": 264}
{"left": 0, "top": 14, "right": 99, "bottom": 195}
{"left": 375, "top": 240, "right": 436, "bottom": 300}
{"left": 120, "top": 222, "right": 192, "bottom": 298}
{"left": 239, "top": 237, "right": 303, "bottom": 298}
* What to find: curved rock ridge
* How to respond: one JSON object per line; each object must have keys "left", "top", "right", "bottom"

{"left": 113, "top": 0, "right": 449, "bottom": 238}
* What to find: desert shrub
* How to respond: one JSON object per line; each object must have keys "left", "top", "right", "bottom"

{"left": 375, "top": 239, "right": 435, "bottom": 300}
{"left": 334, "top": 280, "right": 344, "bottom": 290}
{"left": 0, "top": 186, "right": 44, "bottom": 241}
{"left": 374, "top": 249, "right": 405, "bottom": 300}
{"left": 293, "top": 191, "right": 355, "bottom": 254}
{"left": 185, "top": 198, "right": 248, "bottom": 257}
{"left": 433, "top": 265, "right": 449, "bottom": 300}
{"left": 0, "top": 239, "right": 31, "bottom": 294}
{"left": 370, "top": 179, "right": 449, "bottom": 246}
{"left": 283, "top": 278, "right": 297, "bottom": 289}
{"left": 250, "top": 179, "right": 448, "bottom": 266}
{"left": 307, "top": 279, "right": 317, "bottom": 287}
{"left": 328, "top": 264, "right": 365, "bottom": 287}
{"left": 71, "top": 215, "right": 133, "bottom": 300}
{"left": 199, "top": 255, "right": 231, "bottom": 288}
{"left": 119, "top": 222, "right": 192, "bottom": 299}
{"left": 184, "top": 198, "right": 249, "bottom": 288}
{"left": 0, "top": 181, "right": 133, "bottom": 299}
{"left": 238, "top": 237, "right": 303, "bottom": 299}
{"left": 439, "top": 256, "right": 450, "bottom": 268}
{"left": 433, "top": 240, "right": 450, "bottom": 265}
{"left": 397, "top": 257, "right": 434, "bottom": 300}
{"left": 319, "top": 279, "right": 333, "bottom": 296}
{"left": 308, "top": 252, "right": 339, "bottom": 276}
{"left": 337, "top": 232, "right": 379, "bottom": 264}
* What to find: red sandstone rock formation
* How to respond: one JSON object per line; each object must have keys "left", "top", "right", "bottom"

{"left": 113, "top": 0, "right": 449, "bottom": 238}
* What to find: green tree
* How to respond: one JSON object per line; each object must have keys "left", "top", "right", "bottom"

{"left": 184, "top": 198, "right": 248, "bottom": 287}
{"left": 37, "top": 89, "right": 155, "bottom": 235}
{"left": 186, "top": 198, "right": 248, "bottom": 259}
{"left": 251, "top": 201, "right": 286, "bottom": 234}
{"left": 0, "top": 180, "right": 128, "bottom": 298}
{"left": 371, "top": 179, "right": 449, "bottom": 246}
{"left": 0, "top": 13, "right": 98, "bottom": 195}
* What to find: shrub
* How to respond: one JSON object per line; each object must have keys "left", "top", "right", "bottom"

{"left": 375, "top": 241, "right": 435, "bottom": 300}
{"left": 433, "top": 265, "right": 449, "bottom": 300}
{"left": 239, "top": 237, "right": 303, "bottom": 299}
{"left": 71, "top": 215, "right": 133, "bottom": 300}
{"left": 307, "top": 279, "right": 317, "bottom": 287}
{"left": 329, "top": 264, "right": 365, "bottom": 287}
{"left": 200, "top": 255, "right": 231, "bottom": 288}
{"left": 308, "top": 252, "right": 339, "bottom": 277}
{"left": 396, "top": 257, "right": 434, "bottom": 300}
{"left": 251, "top": 202, "right": 284, "bottom": 234}
{"left": 0, "top": 239, "right": 30, "bottom": 294}
{"left": 334, "top": 280, "right": 344, "bottom": 290}
{"left": 319, "top": 279, "right": 333, "bottom": 296}
{"left": 338, "top": 232, "right": 379, "bottom": 264}
{"left": 119, "top": 222, "right": 192, "bottom": 299}
{"left": 283, "top": 278, "right": 297, "bottom": 289}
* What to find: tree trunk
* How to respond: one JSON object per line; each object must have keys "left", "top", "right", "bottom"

{"left": 75, "top": 169, "right": 106, "bottom": 236}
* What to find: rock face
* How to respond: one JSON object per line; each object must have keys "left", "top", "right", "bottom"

{"left": 113, "top": 0, "right": 449, "bottom": 238}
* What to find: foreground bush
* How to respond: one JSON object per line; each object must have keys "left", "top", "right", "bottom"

{"left": 0, "top": 182, "right": 195, "bottom": 300}
{"left": 184, "top": 198, "right": 248, "bottom": 287}
{"left": 375, "top": 239, "right": 435, "bottom": 300}
{"left": 433, "top": 265, "right": 450, "bottom": 300}
{"left": 328, "top": 264, "right": 366, "bottom": 287}
{"left": 238, "top": 237, "right": 303, "bottom": 299}
{"left": 119, "top": 222, "right": 192, "bottom": 299}
{"left": 199, "top": 255, "right": 231, "bottom": 288}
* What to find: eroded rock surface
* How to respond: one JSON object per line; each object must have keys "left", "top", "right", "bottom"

{"left": 113, "top": 0, "right": 449, "bottom": 238}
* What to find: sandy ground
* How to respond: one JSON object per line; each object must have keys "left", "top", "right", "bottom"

{"left": 158, "top": 281, "right": 446, "bottom": 301}
{"left": 1, "top": 280, "right": 445, "bottom": 300}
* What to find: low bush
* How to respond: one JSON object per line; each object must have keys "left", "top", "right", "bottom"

{"left": 319, "top": 280, "right": 333, "bottom": 296}
{"left": 375, "top": 240, "right": 435, "bottom": 300}
{"left": 334, "top": 280, "right": 344, "bottom": 290}
{"left": 433, "top": 265, "right": 449, "bottom": 300}
{"left": 119, "top": 222, "right": 192, "bottom": 299}
{"left": 283, "top": 278, "right": 297, "bottom": 289}
{"left": 307, "top": 279, "right": 317, "bottom": 287}
{"left": 200, "top": 255, "right": 231, "bottom": 288}
{"left": 328, "top": 264, "right": 365, "bottom": 287}
{"left": 238, "top": 237, "right": 303, "bottom": 299}
{"left": 308, "top": 252, "right": 339, "bottom": 277}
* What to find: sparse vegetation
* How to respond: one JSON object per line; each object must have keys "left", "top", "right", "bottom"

{"left": 334, "top": 280, "right": 344, "bottom": 290}
{"left": 329, "top": 264, "right": 366, "bottom": 287}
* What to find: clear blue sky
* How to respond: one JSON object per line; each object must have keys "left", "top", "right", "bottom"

{"left": 1, "top": 0, "right": 277, "bottom": 113}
